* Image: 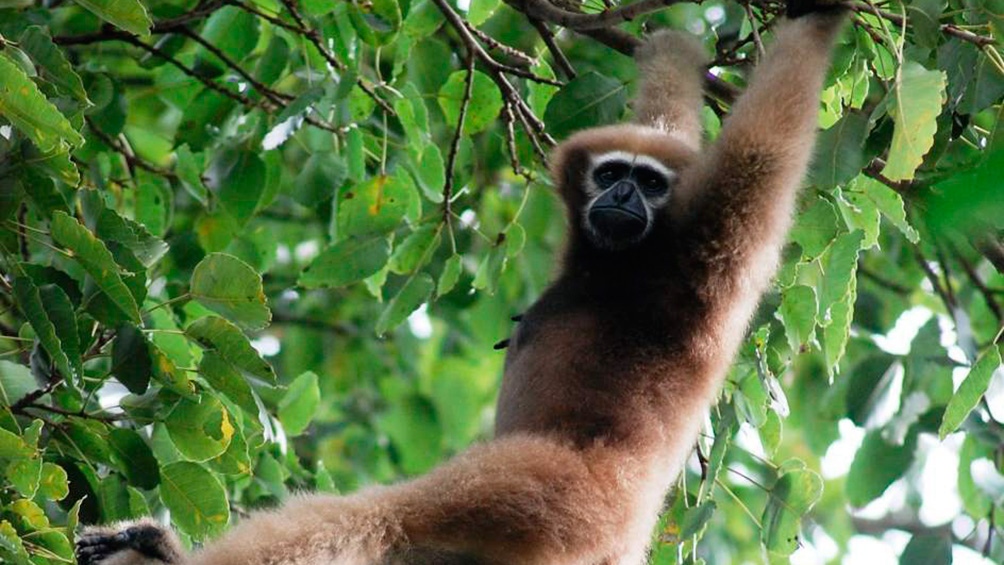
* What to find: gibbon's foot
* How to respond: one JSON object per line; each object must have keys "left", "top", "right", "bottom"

{"left": 76, "top": 521, "right": 177, "bottom": 564}
{"left": 787, "top": 0, "right": 848, "bottom": 19}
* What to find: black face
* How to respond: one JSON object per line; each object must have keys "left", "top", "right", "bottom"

{"left": 586, "top": 160, "right": 672, "bottom": 248}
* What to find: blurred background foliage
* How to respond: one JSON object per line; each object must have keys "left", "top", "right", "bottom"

{"left": 0, "top": 0, "right": 1002, "bottom": 563}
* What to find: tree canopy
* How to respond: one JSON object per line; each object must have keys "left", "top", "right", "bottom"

{"left": 0, "top": 0, "right": 1002, "bottom": 563}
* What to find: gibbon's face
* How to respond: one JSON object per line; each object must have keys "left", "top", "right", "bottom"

{"left": 583, "top": 151, "right": 677, "bottom": 249}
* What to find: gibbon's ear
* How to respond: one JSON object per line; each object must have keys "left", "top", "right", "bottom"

{"left": 549, "top": 140, "right": 592, "bottom": 211}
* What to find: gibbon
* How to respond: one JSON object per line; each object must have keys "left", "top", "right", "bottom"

{"left": 76, "top": 2, "right": 847, "bottom": 564}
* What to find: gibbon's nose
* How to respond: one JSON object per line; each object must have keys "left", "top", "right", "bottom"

{"left": 589, "top": 182, "right": 647, "bottom": 241}
{"left": 612, "top": 181, "right": 634, "bottom": 204}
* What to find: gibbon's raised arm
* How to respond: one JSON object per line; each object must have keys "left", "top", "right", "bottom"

{"left": 680, "top": 6, "right": 847, "bottom": 302}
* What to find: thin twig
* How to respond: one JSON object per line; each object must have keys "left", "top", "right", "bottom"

{"left": 849, "top": 3, "right": 997, "bottom": 47}
{"left": 466, "top": 23, "right": 539, "bottom": 68}
{"left": 530, "top": 18, "right": 577, "bottom": 79}
{"left": 444, "top": 55, "right": 477, "bottom": 220}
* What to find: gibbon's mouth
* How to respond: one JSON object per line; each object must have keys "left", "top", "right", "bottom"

{"left": 588, "top": 206, "right": 648, "bottom": 242}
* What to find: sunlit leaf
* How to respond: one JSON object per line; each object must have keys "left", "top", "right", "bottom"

{"left": 0, "top": 52, "right": 84, "bottom": 151}
{"left": 939, "top": 346, "right": 1002, "bottom": 438}
{"left": 881, "top": 62, "right": 946, "bottom": 181}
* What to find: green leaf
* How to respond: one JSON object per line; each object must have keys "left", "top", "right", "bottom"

{"left": 778, "top": 285, "right": 817, "bottom": 353}
{"left": 299, "top": 235, "right": 391, "bottom": 288}
{"left": 437, "top": 254, "right": 462, "bottom": 296}
{"left": 185, "top": 316, "right": 276, "bottom": 383}
{"left": 822, "top": 277, "right": 856, "bottom": 376}
{"left": 165, "top": 395, "right": 235, "bottom": 462}
{"left": 348, "top": 0, "right": 402, "bottom": 46}
{"left": 847, "top": 428, "right": 918, "bottom": 506}
{"left": 899, "top": 534, "right": 952, "bottom": 565}
{"left": 857, "top": 176, "right": 919, "bottom": 242}
{"left": 206, "top": 150, "right": 266, "bottom": 227}
{"left": 278, "top": 371, "right": 321, "bottom": 436}
{"left": 0, "top": 361, "right": 36, "bottom": 407}
{"left": 18, "top": 26, "right": 89, "bottom": 102}
{"left": 292, "top": 153, "right": 348, "bottom": 208}
{"left": 38, "top": 462, "right": 69, "bottom": 501}
{"left": 7, "top": 457, "right": 42, "bottom": 498}
{"left": 0, "top": 52, "right": 85, "bottom": 151}
{"left": 95, "top": 207, "right": 169, "bottom": 268}
{"left": 544, "top": 71, "right": 628, "bottom": 139}
{"left": 377, "top": 273, "right": 434, "bottom": 334}
{"left": 108, "top": 428, "right": 159, "bottom": 489}
{"left": 939, "top": 346, "right": 1002, "bottom": 438}
{"left": 438, "top": 70, "right": 504, "bottom": 135}
{"left": 50, "top": 211, "right": 141, "bottom": 324}
{"left": 111, "top": 323, "right": 152, "bottom": 393}
{"left": 809, "top": 111, "right": 870, "bottom": 189}
{"left": 190, "top": 253, "right": 271, "bottom": 330}
{"left": 790, "top": 197, "right": 839, "bottom": 259}
{"left": 12, "top": 277, "right": 81, "bottom": 385}
{"left": 472, "top": 241, "right": 508, "bottom": 295}
{"left": 198, "top": 351, "right": 258, "bottom": 416}
{"left": 175, "top": 144, "right": 209, "bottom": 205}
{"left": 0, "top": 427, "right": 34, "bottom": 459}
{"left": 193, "top": 6, "right": 258, "bottom": 76}
{"left": 761, "top": 460, "right": 823, "bottom": 556}
{"left": 679, "top": 501, "right": 716, "bottom": 539}
{"left": 389, "top": 225, "right": 441, "bottom": 274}
{"left": 338, "top": 171, "right": 418, "bottom": 238}
{"left": 72, "top": 0, "right": 152, "bottom": 35}
{"left": 881, "top": 62, "right": 946, "bottom": 181}
{"left": 159, "top": 462, "right": 230, "bottom": 539}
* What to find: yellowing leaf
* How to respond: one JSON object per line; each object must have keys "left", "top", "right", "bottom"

{"left": 881, "top": 61, "right": 946, "bottom": 181}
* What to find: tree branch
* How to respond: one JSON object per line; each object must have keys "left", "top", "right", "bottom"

{"left": 506, "top": 0, "right": 685, "bottom": 31}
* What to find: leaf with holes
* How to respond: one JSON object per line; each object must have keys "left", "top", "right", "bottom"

{"left": 761, "top": 460, "right": 823, "bottom": 555}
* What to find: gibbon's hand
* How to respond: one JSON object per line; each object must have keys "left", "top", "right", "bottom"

{"left": 76, "top": 520, "right": 179, "bottom": 565}
{"left": 786, "top": 0, "right": 848, "bottom": 19}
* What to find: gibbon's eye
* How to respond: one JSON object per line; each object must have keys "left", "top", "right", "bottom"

{"left": 635, "top": 167, "right": 669, "bottom": 195}
{"left": 593, "top": 163, "right": 628, "bottom": 187}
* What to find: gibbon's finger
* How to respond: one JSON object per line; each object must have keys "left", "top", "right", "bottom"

{"left": 76, "top": 539, "right": 125, "bottom": 565}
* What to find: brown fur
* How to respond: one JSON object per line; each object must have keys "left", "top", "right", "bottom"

{"left": 78, "top": 13, "right": 845, "bottom": 565}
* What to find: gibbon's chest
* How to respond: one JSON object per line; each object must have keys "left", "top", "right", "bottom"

{"left": 494, "top": 278, "right": 703, "bottom": 444}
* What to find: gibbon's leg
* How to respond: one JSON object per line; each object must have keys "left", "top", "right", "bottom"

{"left": 633, "top": 30, "right": 709, "bottom": 150}
{"left": 77, "top": 435, "right": 623, "bottom": 565}
{"left": 678, "top": 5, "right": 847, "bottom": 296}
